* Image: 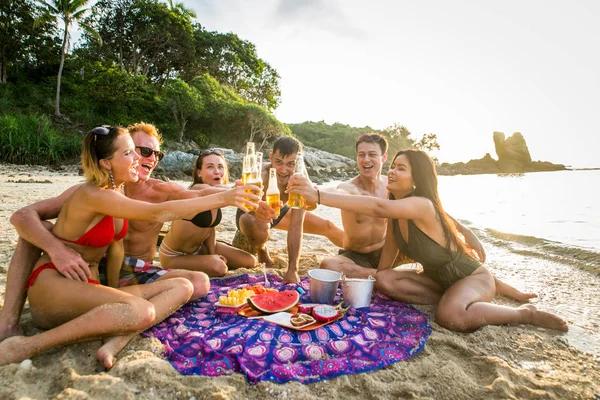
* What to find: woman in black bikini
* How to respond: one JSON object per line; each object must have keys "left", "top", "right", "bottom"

{"left": 288, "top": 149, "right": 568, "bottom": 332}
{"left": 159, "top": 150, "right": 257, "bottom": 275}
{"left": 0, "top": 127, "right": 260, "bottom": 368}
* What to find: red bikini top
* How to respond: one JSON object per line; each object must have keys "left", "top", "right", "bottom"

{"left": 59, "top": 215, "right": 128, "bottom": 248}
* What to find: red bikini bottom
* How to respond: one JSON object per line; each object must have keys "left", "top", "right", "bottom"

{"left": 25, "top": 262, "right": 101, "bottom": 290}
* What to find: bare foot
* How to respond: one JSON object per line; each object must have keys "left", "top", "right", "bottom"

{"left": 521, "top": 304, "right": 569, "bottom": 332}
{"left": 0, "top": 322, "right": 24, "bottom": 343}
{"left": 0, "top": 336, "right": 33, "bottom": 366}
{"left": 495, "top": 280, "right": 537, "bottom": 302}
{"left": 97, "top": 334, "right": 136, "bottom": 370}
{"left": 257, "top": 247, "right": 273, "bottom": 268}
{"left": 500, "top": 287, "right": 537, "bottom": 302}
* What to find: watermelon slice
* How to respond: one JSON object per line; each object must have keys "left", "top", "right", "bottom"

{"left": 247, "top": 290, "right": 300, "bottom": 314}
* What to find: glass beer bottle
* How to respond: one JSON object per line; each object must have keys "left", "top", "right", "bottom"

{"left": 266, "top": 168, "right": 281, "bottom": 217}
{"left": 242, "top": 142, "right": 255, "bottom": 184}
{"left": 287, "top": 152, "right": 305, "bottom": 209}
{"left": 302, "top": 153, "right": 317, "bottom": 211}
{"left": 245, "top": 151, "right": 263, "bottom": 211}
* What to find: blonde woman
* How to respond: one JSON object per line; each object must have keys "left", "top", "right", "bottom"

{"left": 0, "top": 126, "right": 259, "bottom": 368}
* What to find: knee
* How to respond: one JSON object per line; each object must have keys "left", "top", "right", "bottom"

{"left": 189, "top": 272, "right": 210, "bottom": 300}
{"left": 434, "top": 304, "right": 471, "bottom": 332}
{"left": 241, "top": 218, "right": 269, "bottom": 244}
{"left": 208, "top": 255, "right": 228, "bottom": 277}
{"left": 320, "top": 257, "right": 339, "bottom": 271}
{"left": 126, "top": 298, "right": 156, "bottom": 331}
{"left": 374, "top": 270, "right": 395, "bottom": 291}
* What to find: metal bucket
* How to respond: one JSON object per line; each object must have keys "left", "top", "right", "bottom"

{"left": 341, "top": 275, "right": 376, "bottom": 309}
{"left": 308, "top": 269, "right": 341, "bottom": 304}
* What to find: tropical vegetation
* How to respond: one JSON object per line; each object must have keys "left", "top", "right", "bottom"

{"left": 0, "top": 0, "right": 436, "bottom": 165}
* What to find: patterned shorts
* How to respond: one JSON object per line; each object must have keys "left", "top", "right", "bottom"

{"left": 118, "top": 256, "right": 171, "bottom": 287}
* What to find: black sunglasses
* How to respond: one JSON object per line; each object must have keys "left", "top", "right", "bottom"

{"left": 136, "top": 146, "right": 165, "bottom": 161}
{"left": 199, "top": 148, "right": 225, "bottom": 156}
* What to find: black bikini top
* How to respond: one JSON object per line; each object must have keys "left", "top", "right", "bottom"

{"left": 185, "top": 209, "right": 222, "bottom": 228}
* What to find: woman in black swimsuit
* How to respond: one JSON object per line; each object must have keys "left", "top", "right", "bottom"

{"left": 288, "top": 149, "right": 568, "bottom": 333}
{"left": 159, "top": 150, "right": 257, "bottom": 275}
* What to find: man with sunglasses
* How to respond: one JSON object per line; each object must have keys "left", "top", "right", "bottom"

{"left": 0, "top": 122, "right": 227, "bottom": 342}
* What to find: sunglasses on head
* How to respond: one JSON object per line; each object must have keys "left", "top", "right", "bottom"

{"left": 199, "top": 148, "right": 225, "bottom": 156}
{"left": 357, "top": 133, "right": 382, "bottom": 142}
{"left": 135, "top": 146, "right": 164, "bottom": 161}
{"left": 91, "top": 126, "right": 111, "bottom": 136}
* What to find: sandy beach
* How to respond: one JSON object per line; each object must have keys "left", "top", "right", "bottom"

{"left": 0, "top": 164, "right": 599, "bottom": 400}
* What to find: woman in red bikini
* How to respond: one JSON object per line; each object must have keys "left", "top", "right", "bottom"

{"left": 0, "top": 126, "right": 260, "bottom": 368}
{"left": 288, "top": 149, "right": 568, "bottom": 333}
{"left": 159, "top": 150, "right": 257, "bottom": 275}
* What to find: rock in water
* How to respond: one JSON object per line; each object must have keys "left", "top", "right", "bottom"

{"left": 493, "top": 131, "right": 533, "bottom": 172}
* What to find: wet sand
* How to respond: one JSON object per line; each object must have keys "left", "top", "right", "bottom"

{"left": 0, "top": 164, "right": 599, "bottom": 399}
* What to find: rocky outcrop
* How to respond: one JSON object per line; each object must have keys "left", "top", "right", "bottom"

{"left": 493, "top": 131, "right": 533, "bottom": 172}
{"left": 154, "top": 146, "right": 357, "bottom": 184}
{"left": 438, "top": 132, "right": 565, "bottom": 176}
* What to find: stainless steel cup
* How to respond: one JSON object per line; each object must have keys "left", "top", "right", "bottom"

{"left": 308, "top": 269, "right": 341, "bottom": 304}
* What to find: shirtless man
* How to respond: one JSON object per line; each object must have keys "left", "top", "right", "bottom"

{"left": 0, "top": 122, "right": 220, "bottom": 342}
{"left": 319, "top": 133, "right": 536, "bottom": 301}
{"left": 235, "top": 136, "right": 344, "bottom": 283}
{"left": 319, "top": 133, "right": 390, "bottom": 278}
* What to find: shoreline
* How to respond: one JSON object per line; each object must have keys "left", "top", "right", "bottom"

{"left": 1, "top": 164, "right": 599, "bottom": 399}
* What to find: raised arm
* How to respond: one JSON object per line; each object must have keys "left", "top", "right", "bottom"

{"left": 156, "top": 181, "right": 229, "bottom": 200}
{"left": 282, "top": 208, "right": 306, "bottom": 284}
{"left": 287, "top": 175, "right": 429, "bottom": 221}
{"left": 83, "top": 183, "right": 260, "bottom": 222}
{"left": 10, "top": 184, "right": 91, "bottom": 280}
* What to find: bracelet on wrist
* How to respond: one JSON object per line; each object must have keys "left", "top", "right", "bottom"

{"left": 317, "top": 189, "right": 321, "bottom": 205}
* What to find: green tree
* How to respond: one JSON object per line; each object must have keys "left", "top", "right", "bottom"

{"left": 414, "top": 133, "right": 440, "bottom": 153}
{"left": 0, "top": 0, "right": 58, "bottom": 84}
{"left": 190, "top": 27, "right": 281, "bottom": 110}
{"left": 37, "top": 0, "right": 100, "bottom": 116}
{"left": 83, "top": 0, "right": 194, "bottom": 83}
{"left": 162, "top": 78, "right": 203, "bottom": 141}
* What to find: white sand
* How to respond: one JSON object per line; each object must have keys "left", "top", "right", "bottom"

{"left": 0, "top": 164, "right": 599, "bottom": 400}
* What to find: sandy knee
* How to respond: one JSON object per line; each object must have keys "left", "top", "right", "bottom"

{"left": 189, "top": 272, "right": 210, "bottom": 300}
{"left": 124, "top": 298, "right": 156, "bottom": 331}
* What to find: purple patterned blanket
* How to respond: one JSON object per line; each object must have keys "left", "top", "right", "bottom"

{"left": 144, "top": 274, "right": 432, "bottom": 384}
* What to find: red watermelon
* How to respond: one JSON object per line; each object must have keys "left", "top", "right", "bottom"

{"left": 247, "top": 290, "right": 300, "bottom": 314}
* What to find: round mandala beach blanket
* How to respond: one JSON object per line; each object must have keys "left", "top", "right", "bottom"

{"left": 143, "top": 274, "right": 432, "bottom": 384}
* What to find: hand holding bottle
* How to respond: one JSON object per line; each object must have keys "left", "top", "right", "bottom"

{"left": 229, "top": 180, "right": 261, "bottom": 212}
{"left": 286, "top": 174, "right": 319, "bottom": 205}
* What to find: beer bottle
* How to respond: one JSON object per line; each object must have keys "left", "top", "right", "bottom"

{"left": 242, "top": 142, "right": 255, "bottom": 184}
{"left": 302, "top": 153, "right": 317, "bottom": 211}
{"left": 266, "top": 168, "right": 281, "bottom": 217}
{"left": 287, "top": 152, "right": 305, "bottom": 209}
{"left": 245, "top": 151, "right": 263, "bottom": 211}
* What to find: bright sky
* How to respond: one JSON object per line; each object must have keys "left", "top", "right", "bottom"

{"left": 183, "top": 1, "right": 599, "bottom": 167}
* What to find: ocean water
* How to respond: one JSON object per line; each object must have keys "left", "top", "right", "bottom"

{"left": 316, "top": 170, "right": 600, "bottom": 355}
{"left": 439, "top": 169, "right": 600, "bottom": 261}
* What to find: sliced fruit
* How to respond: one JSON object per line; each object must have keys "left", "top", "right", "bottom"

{"left": 298, "top": 303, "right": 318, "bottom": 314}
{"left": 247, "top": 290, "right": 300, "bottom": 314}
{"left": 312, "top": 304, "right": 340, "bottom": 322}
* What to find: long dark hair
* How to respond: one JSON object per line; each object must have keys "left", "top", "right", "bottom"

{"left": 391, "top": 149, "right": 472, "bottom": 256}
{"left": 190, "top": 150, "right": 229, "bottom": 188}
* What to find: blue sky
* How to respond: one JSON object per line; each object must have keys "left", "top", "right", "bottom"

{"left": 108, "top": 1, "right": 594, "bottom": 167}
